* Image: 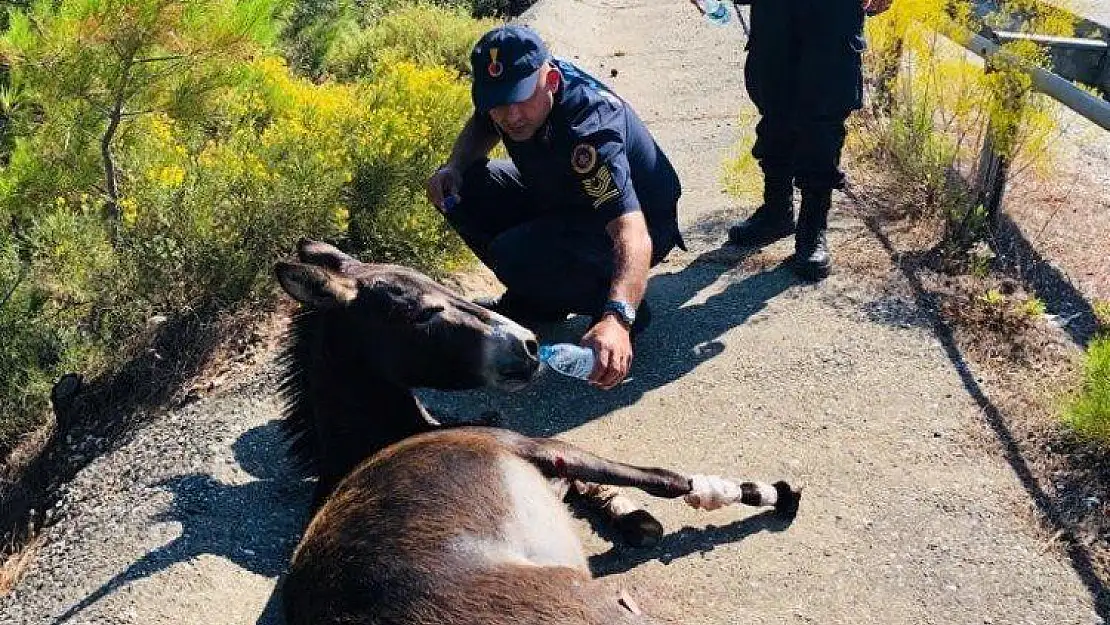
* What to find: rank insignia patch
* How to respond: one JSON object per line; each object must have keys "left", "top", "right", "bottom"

{"left": 581, "top": 165, "right": 619, "bottom": 209}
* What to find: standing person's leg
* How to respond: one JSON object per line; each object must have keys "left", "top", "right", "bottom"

{"left": 792, "top": 0, "right": 866, "bottom": 280}
{"left": 728, "top": 0, "right": 800, "bottom": 248}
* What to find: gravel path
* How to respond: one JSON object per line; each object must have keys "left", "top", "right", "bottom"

{"left": 2, "top": 1, "right": 1106, "bottom": 624}
{"left": 1070, "top": 0, "right": 1110, "bottom": 25}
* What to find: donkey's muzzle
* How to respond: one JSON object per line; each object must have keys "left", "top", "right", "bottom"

{"left": 485, "top": 319, "right": 541, "bottom": 389}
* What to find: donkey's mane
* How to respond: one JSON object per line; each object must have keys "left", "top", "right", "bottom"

{"left": 276, "top": 305, "right": 440, "bottom": 485}
{"left": 277, "top": 308, "right": 321, "bottom": 474}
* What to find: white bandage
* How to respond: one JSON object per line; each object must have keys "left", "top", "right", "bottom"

{"left": 684, "top": 474, "right": 742, "bottom": 511}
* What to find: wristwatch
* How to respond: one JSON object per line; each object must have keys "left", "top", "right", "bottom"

{"left": 602, "top": 300, "right": 637, "bottom": 329}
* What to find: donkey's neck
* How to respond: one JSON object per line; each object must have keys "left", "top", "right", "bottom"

{"left": 321, "top": 371, "right": 434, "bottom": 434}
{"left": 309, "top": 367, "right": 434, "bottom": 457}
{"left": 284, "top": 310, "right": 437, "bottom": 501}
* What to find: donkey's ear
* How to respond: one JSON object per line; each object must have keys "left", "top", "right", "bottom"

{"left": 275, "top": 261, "right": 357, "bottom": 308}
{"left": 297, "top": 238, "right": 357, "bottom": 272}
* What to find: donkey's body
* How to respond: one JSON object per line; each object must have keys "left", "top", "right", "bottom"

{"left": 284, "top": 428, "right": 651, "bottom": 625}
{"left": 274, "top": 240, "right": 798, "bottom": 625}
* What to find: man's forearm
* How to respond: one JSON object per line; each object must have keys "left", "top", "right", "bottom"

{"left": 606, "top": 213, "right": 653, "bottom": 308}
{"left": 447, "top": 114, "right": 500, "bottom": 172}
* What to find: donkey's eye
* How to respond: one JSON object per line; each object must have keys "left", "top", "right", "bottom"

{"left": 413, "top": 306, "right": 444, "bottom": 324}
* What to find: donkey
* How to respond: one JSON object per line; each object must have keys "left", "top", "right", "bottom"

{"left": 278, "top": 239, "right": 669, "bottom": 547}
{"left": 274, "top": 239, "right": 800, "bottom": 625}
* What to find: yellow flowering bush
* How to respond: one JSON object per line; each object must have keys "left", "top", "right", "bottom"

{"left": 117, "top": 56, "right": 472, "bottom": 314}
{"left": 0, "top": 0, "right": 483, "bottom": 454}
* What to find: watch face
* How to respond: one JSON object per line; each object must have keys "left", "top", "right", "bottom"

{"left": 607, "top": 301, "right": 635, "bottom": 325}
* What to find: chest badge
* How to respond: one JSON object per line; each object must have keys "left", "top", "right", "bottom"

{"left": 571, "top": 142, "right": 598, "bottom": 174}
{"left": 488, "top": 48, "right": 503, "bottom": 78}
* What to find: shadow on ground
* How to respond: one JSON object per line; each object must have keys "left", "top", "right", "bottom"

{"left": 992, "top": 212, "right": 1102, "bottom": 346}
{"left": 50, "top": 421, "right": 312, "bottom": 625}
{"left": 864, "top": 214, "right": 1110, "bottom": 620}
{"left": 419, "top": 249, "right": 800, "bottom": 438}
{"left": 2, "top": 311, "right": 265, "bottom": 558}
{"left": 581, "top": 502, "right": 796, "bottom": 577}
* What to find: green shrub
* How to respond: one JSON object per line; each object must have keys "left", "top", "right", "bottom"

{"left": 1065, "top": 337, "right": 1110, "bottom": 443}
{"left": 280, "top": 0, "right": 511, "bottom": 76}
{"left": 326, "top": 2, "right": 494, "bottom": 81}
{"left": 1094, "top": 300, "right": 1110, "bottom": 333}
{"left": 344, "top": 60, "right": 474, "bottom": 273}
{"left": 0, "top": 0, "right": 482, "bottom": 454}
{"left": 0, "top": 238, "right": 54, "bottom": 449}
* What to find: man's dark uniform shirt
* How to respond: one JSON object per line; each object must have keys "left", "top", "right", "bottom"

{"left": 446, "top": 25, "right": 684, "bottom": 319}
{"left": 474, "top": 57, "right": 685, "bottom": 256}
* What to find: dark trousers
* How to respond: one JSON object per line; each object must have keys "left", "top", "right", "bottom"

{"left": 745, "top": 0, "right": 866, "bottom": 192}
{"left": 445, "top": 159, "right": 677, "bottom": 316}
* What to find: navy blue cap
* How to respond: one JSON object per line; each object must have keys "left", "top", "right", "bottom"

{"left": 470, "top": 25, "right": 550, "bottom": 112}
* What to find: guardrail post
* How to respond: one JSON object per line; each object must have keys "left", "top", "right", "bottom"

{"left": 975, "top": 56, "right": 1031, "bottom": 227}
{"left": 871, "top": 36, "right": 905, "bottom": 116}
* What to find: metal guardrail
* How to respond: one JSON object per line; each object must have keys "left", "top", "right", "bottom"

{"left": 968, "top": 0, "right": 1110, "bottom": 99}
{"left": 933, "top": 5, "right": 1110, "bottom": 216}
{"left": 951, "top": 24, "right": 1110, "bottom": 132}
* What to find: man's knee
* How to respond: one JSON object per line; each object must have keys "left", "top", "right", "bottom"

{"left": 486, "top": 222, "right": 612, "bottom": 313}
{"left": 486, "top": 227, "right": 535, "bottom": 289}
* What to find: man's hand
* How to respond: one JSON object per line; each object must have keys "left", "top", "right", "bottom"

{"left": 426, "top": 165, "right": 462, "bottom": 213}
{"left": 863, "top": 0, "right": 893, "bottom": 15}
{"left": 580, "top": 315, "right": 633, "bottom": 390}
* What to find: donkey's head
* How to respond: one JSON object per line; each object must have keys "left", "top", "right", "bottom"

{"left": 275, "top": 239, "right": 540, "bottom": 391}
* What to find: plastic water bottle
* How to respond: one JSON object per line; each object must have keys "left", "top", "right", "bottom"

{"left": 538, "top": 344, "right": 596, "bottom": 380}
{"left": 700, "top": 0, "right": 730, "bottom": 26}
{"left": 442, "top": 194, "right": 459, "bottom": 213}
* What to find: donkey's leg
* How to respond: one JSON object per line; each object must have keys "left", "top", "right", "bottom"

{"left": 565, "top": 479, "right": 666, "bottom": 548}
{"left": 514, "top": 436, "right": 800, "bottom": 517}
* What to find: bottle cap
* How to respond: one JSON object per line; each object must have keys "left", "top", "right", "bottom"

{"left": 537, "top": 344, "right": 555, "bottom": 362}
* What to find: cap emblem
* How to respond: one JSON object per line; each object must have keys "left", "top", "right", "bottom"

{"left": 488, "top": 48, "right": 504, "bottom": 78}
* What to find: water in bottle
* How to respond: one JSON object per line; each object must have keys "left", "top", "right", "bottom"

{"left": 538, "top": 344, "right": 596, "bottom": 380}
{"left": 701, "top": 0, "right": 730, "bottom": 26}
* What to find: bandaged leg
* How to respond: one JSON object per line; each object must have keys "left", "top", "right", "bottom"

{"left": 512, "top": 434, "right": 801, "bottom": 529}
{"left": 684, "top": 474, "right": 800, "bottom": 517}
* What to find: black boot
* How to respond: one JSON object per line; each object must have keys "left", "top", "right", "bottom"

{"left": 794, "top": 189, "right": 832, "bottom": 281}
{"left": 727, "top": 177, "right": 795, "bottom": 248}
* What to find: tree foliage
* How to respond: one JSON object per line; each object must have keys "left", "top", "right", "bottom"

{"left": 0, "top": 0, "right": 484, "bottom": 456}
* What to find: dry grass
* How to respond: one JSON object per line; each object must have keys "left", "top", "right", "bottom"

{"left": 1, "top": 533, "right": 43, "bottom": 597}
{"left": 844, "top": 170, "right": 1110, "bottom": 592}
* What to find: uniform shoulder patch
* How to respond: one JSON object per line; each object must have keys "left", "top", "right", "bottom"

{"left": 571, "top": 142, "right": 598, "bottom": 174}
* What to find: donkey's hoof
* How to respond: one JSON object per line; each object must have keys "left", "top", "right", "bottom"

{"left": 772, "top": 481, "right": 801, "bottom": 519}
{"left": 617, "top": 509, "right": 664, "bottom": 548}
